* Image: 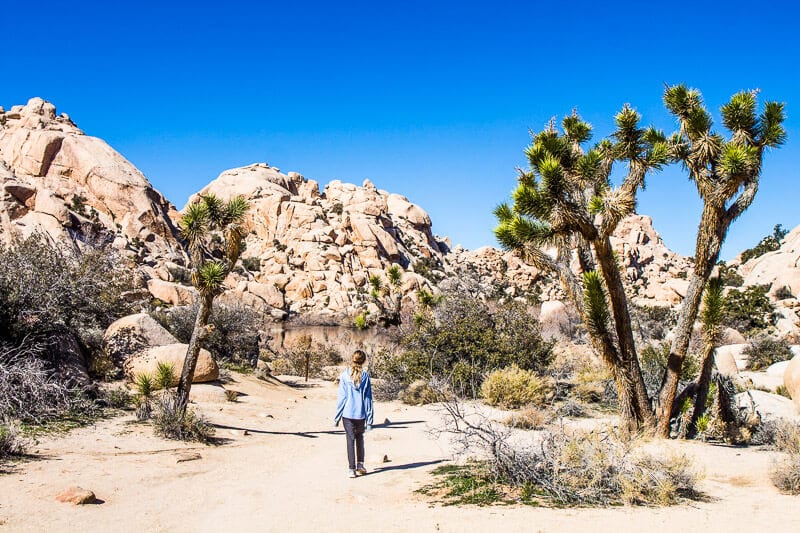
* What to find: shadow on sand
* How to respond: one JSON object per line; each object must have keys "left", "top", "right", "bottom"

{"left": 210, "top": 419, "right": 426, "bottom": 439}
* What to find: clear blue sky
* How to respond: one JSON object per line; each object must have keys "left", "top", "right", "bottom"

{"left": 5, "top": 0, "right": 799, "bottom": 260}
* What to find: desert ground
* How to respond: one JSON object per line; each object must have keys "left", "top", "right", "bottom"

{"left": 1, "top": 374, "right": 799, "bottom": 533}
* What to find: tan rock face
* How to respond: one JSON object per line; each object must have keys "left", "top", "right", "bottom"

{"left": 123, "top": 344, "right": 219, "bottom": 384}
{"left": 784, "top": 354, "right": 800, "bottom": 412}
{"left": 103, "top": 313, "right": 178, "bottom": 366}
{"left": 0, "top": 98, "right": 183, "bottom": 264}
{"left": 186, "top": 164, "right": 443, "bottom": 320}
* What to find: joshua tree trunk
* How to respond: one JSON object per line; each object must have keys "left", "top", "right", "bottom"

{"left": 594, "top": 238, "right": 655, "bottom": 429}
{"left": 686, "top": 341, "right": 716, "bottom": 439}
{"left": 176, "top": 293, "right": 214, "bottom": 413}
{"left": 656, "top": 207, "right": 725, "bottom": 436}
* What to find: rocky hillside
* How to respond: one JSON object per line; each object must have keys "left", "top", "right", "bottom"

{"left": 180, "top": 163, "right": 447, "bottom": 320}
{"left": 0, "top": 97, "right": 711, "bottom": 323}
{"left": 737, "top": 226, "right": 800, "bottom": 335}
{"left": 0, "top": 98, "right": 184, "bottom": 263}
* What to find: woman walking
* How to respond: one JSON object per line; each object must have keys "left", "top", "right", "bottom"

{"left": 333, "top": 350, "right": 374, "bottom": 478}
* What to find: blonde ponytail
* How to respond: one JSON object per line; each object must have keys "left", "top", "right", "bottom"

{"left": 350, "top": 350, "right": 367, "bottom": 387}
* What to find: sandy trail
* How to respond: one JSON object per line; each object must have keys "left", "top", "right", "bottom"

{"left": 1, "top": 374, "right": 799, "bottom": 532}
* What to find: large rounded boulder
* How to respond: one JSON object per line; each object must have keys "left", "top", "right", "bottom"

{"left": 123, "top": 344, "right": 219, "bottom": 385}
{"left": 783, "top": 354, "right": 800, "bottom": 412}
{"left": 103, "top": 313, "right": 178, "bottom": 367}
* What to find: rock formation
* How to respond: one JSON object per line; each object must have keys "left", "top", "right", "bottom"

{"left": 0, "top": 98, "right": 745, "bottom": 326}
{"left": 0, "top": 98, "right": 184, "bottom": 264}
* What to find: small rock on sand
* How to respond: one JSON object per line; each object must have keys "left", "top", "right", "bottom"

{"left": 55, "top": 487, "right": 97, "bottom": 505}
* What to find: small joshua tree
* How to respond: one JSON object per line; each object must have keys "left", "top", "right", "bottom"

{"left": 175, "top": 193, "right": 249, "bottom": 414}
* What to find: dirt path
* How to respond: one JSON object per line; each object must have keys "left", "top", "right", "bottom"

{"left": 1, "top": 374, "right": 799, "bottom": 532}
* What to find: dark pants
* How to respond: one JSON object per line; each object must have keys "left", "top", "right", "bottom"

{"left": 342, "top": 417, "right": 365, "bottom": 470}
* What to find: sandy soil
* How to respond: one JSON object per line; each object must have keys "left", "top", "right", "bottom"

{"left": 1, "top": 374, "right": 799, "bottom": 533}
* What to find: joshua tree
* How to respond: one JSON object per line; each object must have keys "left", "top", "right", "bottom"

{"left": 655, "top": 86, "right": 786, "bottom": 436}
{"left": 175, "top": 193, "right": 249, "bottom": 413}
{"left": 495, "top": 108, "right": 668, "bottom": 431}
{"left": 369, "top": 264, "right": 403, "bottom": 327}
{"left": 686, "top": 277, "right": 723, "bottom": 438}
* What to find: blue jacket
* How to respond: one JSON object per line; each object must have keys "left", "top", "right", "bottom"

{"left": 334, "top": 369, "right": 374, "bottom": 427}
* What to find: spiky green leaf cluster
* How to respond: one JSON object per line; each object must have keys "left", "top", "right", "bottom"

{"left": 582, "top": 271, "right": 610, "bottom": 337}
{"left": 196, "top": 261, "right": 226, "bottom": 294}
{"left": 700, "top": 277, "right": 724, "bottom": 339}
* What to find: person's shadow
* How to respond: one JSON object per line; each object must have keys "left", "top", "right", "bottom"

{"left": 366, "top": 459, "right": 444, "bottom": 475}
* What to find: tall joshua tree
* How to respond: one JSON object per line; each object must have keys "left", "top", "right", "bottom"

{"left": 655, "top": 85, "right": 786, "bottom": 436}
{"left": 175, "top": 193, "right": 249, "bottom": 413}
{"left": 495, "top": 108, "right": 668, "bottom": 431}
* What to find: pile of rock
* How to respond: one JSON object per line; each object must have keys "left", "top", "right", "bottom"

{"left": 0, "top": 97, "right": 184, "bottom": 264}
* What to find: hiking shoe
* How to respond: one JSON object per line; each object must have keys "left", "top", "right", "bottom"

{"left": 356, "top": 463, "right": 367, "bottom": 476}
{"left": 348, "top": 469, "right": 357, "bottom": 478}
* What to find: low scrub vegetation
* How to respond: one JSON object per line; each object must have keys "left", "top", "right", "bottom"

{"left": 266, "top": 335, "right": 342, "bottom": 380}
{"left": 152, "top": 303, "right": 261, "bottom": 368}
{"left": 152, "top": 394, "right": 214, "bottom": 443}
{"left": 480, "top": 365, "right": 550, "bottom": 409}
{"left": 383, "top": 284, "right": 552, "bottom": 398}
{"left": 0, "top": 234, "right": 138, "bottom": 425}
{"left": 740, "top": 224, "right": 788, "bottom": 264}
{"left": 721, "top": 285, "right": 777, "bottom": 334}
{"left": 435, "top": 396, "right": 700, "bottom": 506}
{"left": 0, "top": 422, "right": 26, "bottom": 461}
{"left": 743, "top": 335, "right": 793, "bottom": 371}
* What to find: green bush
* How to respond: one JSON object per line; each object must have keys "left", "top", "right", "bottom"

{"left": 716, "top": 261, "right": 743, "bottom": 287}
{"left": 743, "top": 335, "right": 793, "bottom": 371}
{"left": 639, "top": 342, "right": 698, "bottom": 397}
{"left": 721, "top": 285, "right": 777, "bottom": 333}
{"left": 392, "top": 286, "right": 553, "bottom": 396}
{"left": 480, "top": 365, "right": 550, "bottom": 408}
{"left": 740, "top": 224, "right": 788, "bottom": 264}
{"left": 105, "top": 386, "right": 133, "bottom": 409}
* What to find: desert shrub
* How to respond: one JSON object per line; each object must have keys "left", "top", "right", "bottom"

{"left": 105, "top": 386, "right": 133, "bottom": 409}
{"left": 716, "top": 261, "right": 743, "bottom": 287}
{"left": 393, "top": 285, "right": 552, "bottom": 396}
{"left": 439, "top": 397, "right": 700, "bottom": 506}
{"left": 152, "top": 394, "right": 214, "bottom": 443}
{"left": 744, "top": 335, "right": 793, "bottom": 371}
{"left": 0, "top": 234, "right": 137, "bottom": 364}
{"left": 571, "top": 366, "right": 615, "bottom": 404}
{"left": 556, "top": 399, "right": 589, "bottom": 418}
{"left": 771, "top": 454, "right": 800, "bottom": 494}
{"left": 631, "top": 304, "right": 677, "bottom": 343}
{"left": 775, "top": 285, "right": 794, "bottom": 300}
{"left": 776, "top": 385, "right": 791, "bottom": 398}
{"left": 152, "top": 303, "right": 261, "bottom": 366}
{"left": 133, "top": 373, "right": 155, "bottom": 421}
{"left": 0, "top": 340, "right": 83, "bottom": 423}
{"left": 241, "top": 256, "right": 261, "bottom": 272}
{"left": 0, "top": 235, "right": 138, "bottom": 421}
{"left": 480, "top": 365, "right": 549, "bottom": 409}
{"left": 224, "top": 390, "right": 239, "bottom": 402}
{"left": 504, "top": 406, "right": 549, "bottom": 430}
{"left": 751, "top": 419, "right": 800, "bottom": 453}
{"left": 269, "top": 336, "right": 342, "bottom": 379}
{"left": 399, "top": 379, "right": 443, "bottom": 406}
{"left": 0, "top": 422, "right": 26, "bottom": 460}
{"left": 721, "top": 285, "right": 777, "bottom": 333}
{"left": 500, "top": 429, "right": 698, "bottom": 505}
{"left": 353, "top": 312, "right": 369, "bottom": 330}
{"left": 639, "top": 342, "right": 698, "bottom": 398}
{"left": 740, "top": 224, "right": 788, "bottom": 264}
